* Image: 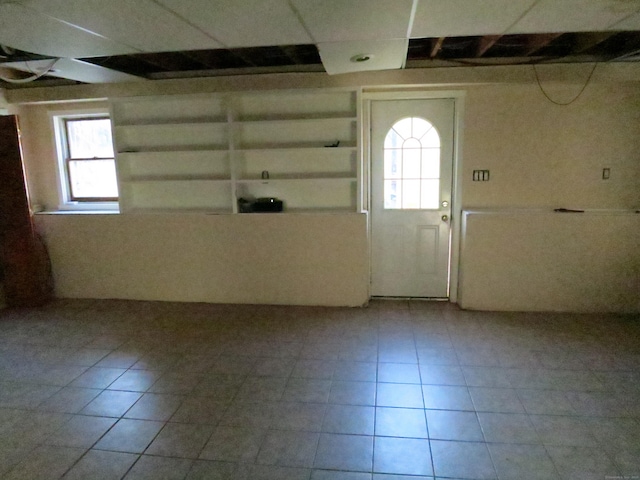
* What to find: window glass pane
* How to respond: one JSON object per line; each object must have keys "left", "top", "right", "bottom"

{"left": 403, "top": 148, "right": 421, "bottom": 179}
{"left": 383, "top": 116, "right": 441, "bottom": 210}
{"left": 422, "top": 127, "right": 440, "bottom": 148}
{"left": 384, "top": 179, "right": 401, "bottom": 209}
{"left": 67, "top": 118, "right": 114, "bottom": 158}
{"left": 403, "top": 138, "right": 420, "bottom": 149}
{"left": 393, "top": 117, "right": 412, "bottom": 139}
{"left": 402, "top": 179, "right": 420, "bottom": 209}
{"left": 420, "top": 179, "right": 440, "bottom": 209}
{"left": 412, "top": 117, "right": 432, "bottom": 139}
{"left": 69, "top": 159, "right": 118, "bottom": 198}
{"left": 384, "top": 128, "right": 403, "bottom": 149}
{"left": 384, "top": 149, "right": 402, "bottom": 179}
{"left": 421, "top": 148, "right": 440, "bottom": 179}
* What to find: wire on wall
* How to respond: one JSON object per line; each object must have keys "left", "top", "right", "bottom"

{"left": 0, "top": 58, "right": 59, "bottom": 84}
{"left": 532, "top": 63, "right": 598, "bottom": 106}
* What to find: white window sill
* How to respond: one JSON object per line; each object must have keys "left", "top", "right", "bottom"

{"left": 35, "top": 210, "right": 120, "bottom": 215}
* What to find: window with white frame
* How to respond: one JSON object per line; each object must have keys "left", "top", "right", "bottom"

{"left": 52, "top": 113, "right": 119, "bottom": 209}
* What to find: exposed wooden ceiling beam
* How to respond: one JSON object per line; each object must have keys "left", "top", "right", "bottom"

{"left": 523, "top": 33, "right": 562, "bottom": 56}
{"left": 430, "top": 37, "right": 445, "bottom": 58}
{"left": 571, "top": 32, "right": 618, "bottom": 54}
{"left": 477, "top": 35, "right": 502, "bottom": 57}
{"left": 613, "top": 47, "right": 640, "bottom": 61}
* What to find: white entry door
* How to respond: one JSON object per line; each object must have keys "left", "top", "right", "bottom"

{"left": 371, "top": 98, "right": 455, "bottom": 298}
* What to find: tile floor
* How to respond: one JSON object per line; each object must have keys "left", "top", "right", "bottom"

{"left": 0, "top": 299, "right": 639, "bottom": 480}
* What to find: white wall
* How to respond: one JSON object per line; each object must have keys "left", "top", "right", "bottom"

{"left": 461, "top": 82, "right": 640, "bottom": 209}
{"left": 459, "top": 210, "right": 640, "bottom": 313}
{"left": 34, "top": 212, "right": 369, "bottom": 306}
{"left": 9, "top": 63, "right": 640, "bottom": 311}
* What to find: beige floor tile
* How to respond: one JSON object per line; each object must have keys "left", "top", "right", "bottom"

{"left": 546, "top": 445, "right": 619, "bottom": 480}
{"left": 169, "top": 396, "right": 229, "bottom": 424}
{"left": 0, "top": 381, "right": 60, "bottom": 409}
{"left": 273, "top": 402, "right": 327, "bottom": 431}
{"left": 62, "top": 449, "right": 138, "bottom": 480}
{"left": 37, "top": 386, "right": 102, "bottom": 414}
{"left": 329, "top": 381, "right": 376, "bottom": 406}
{"left": 2, "top": 300, "right": 639, "bottom": 480}
{"left": 146, "top": 422, "right": 214, "bottom": 459}
{"left": 373, "top": 437, "right": 431, "bottom": 476}
{"left": 291, "top": 359, "right": 337, "bottom": 380}
{"left": 376, "top": 407, "right": 427, "bottom": 438}
{"left": 44, "top": 414, "right": 116, "bottom": 448}
{"left": 422, "top": 385, "right": 474, "bottom": 411}
{"left": 107, "top": 370, "right": 163, "bottom": 392}
{"left": 469, "top": 387, "right": 525, "bottom": 413}
{"left": 282, "top": 378, "right": 331, "bottom": 403}
{"left": 478, "top": 412, "right": 541, "bottom": 444}
{"left": 313, "top": 471, "right": 372, "bottom": 480}
{"left": 323, "top": 404, "right": 374, "bottom": 435}
{"left": 123, "top": 455, "right": 193, "bottom": 480}
{"left": 430, "top": 440, "right": 495, "bottom": 479}
{"left": 3, "top": 445, "right": 85, "bottom": 480}
{"left": 315, "top": 433, "right": 373, "bottom": 472}
{"left": 376, "top": 383, "right": 424, "bottom": 408}
{"left": 125, "top": 393, "right": 185, "bottom": 421}
{"left": 256, "top": 430, "right": 319, "bottom": 468}
{"left": 199, "top": 425, "right": 266, "bottom": 462}
{"left": 1, "top": 411, "right": 72, "bottom": 445}
{"left": 81, "top": 390, "right": 142, "bottom": 417}
{"left": 185, "top": 460, "right": 239, "bottom": 480}
{"left": 426, "top": 409, "right": 484, "bottom": 441}
{"left": 95, "top": 418, "right": 164, "bottom": 453}
{"left": 378, "top": 363, "right": 421, "bottom": 384}
{"left": 529, "top": 415, "right": 598, "bottom": 447}
{"left": 68, "top": 367, "right": 126, "bottom": 389}
{"left": 489, "top": 443, "right": 561, "bottom": 480}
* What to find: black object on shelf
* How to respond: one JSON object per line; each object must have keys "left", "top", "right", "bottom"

{"left": 238, "top": 197, "right": 283, "bottom": 213}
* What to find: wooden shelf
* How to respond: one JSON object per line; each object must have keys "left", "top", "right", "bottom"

{"left": 118, "top": 146, "right": 228, "bottom": 154}
{"left": 116, "top": 118, "right": 227, "bottom": 127}
{"left": 112, "top": 89, "right": 360, "bottom": 214}
{"left": 123, "top": 175, "right": 231, "bottom": 183}
{"left": 236, "top": 175, "right": 356, "bottom": 183}
{"left": 233, "top": 115, "right": 356, "bottom": 125}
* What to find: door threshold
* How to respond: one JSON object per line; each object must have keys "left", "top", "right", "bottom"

{"left": 371, "top": 296, "right": 449, "bottom": 301}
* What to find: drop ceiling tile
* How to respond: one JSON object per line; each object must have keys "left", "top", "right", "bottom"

{"left": 0, "top": 2, "right": 135, "bottom": 58}
{"left": 3, "top": 59, "right": 146, "bottom": 83}
{"left": 411, "top": 0, "right": 536, "bottom": 37}
{"left": 26, "top": 0, "right": 221, "bottom": 54}
{"left": 318, "top": 39, "right": 408, "bottom": 75}
{"left": 509, "top": 0, "right": 640, "bottom": 33}
{"left": 156, "top": 0, "right": 312, "bottom": 48}
{"left": 611, "top": 10, "right": 640, "bottom": 30}
{"left": 291, "top": 0, "right": 415, "bottom": 42}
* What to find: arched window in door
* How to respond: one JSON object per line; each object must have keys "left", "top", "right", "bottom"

{"left": 383, "top": 117, "right": 441, "bottom": 209}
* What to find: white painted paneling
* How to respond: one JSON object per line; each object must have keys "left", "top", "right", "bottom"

{"left": 156, "top": 0, "right": 312, "bottom": 47}
{"left": 318, "top": 39, "right": 408, "bottom": 74}
{"left": 25, "top": 0, "right": 221, "bottom": 53}
{"left": 411, "top": 0, "right": 536, "bottom": 37}
{"left": 0, "top": 2, "right": 135, "bottom": 57}
{"left": 459, "top": 210, "right": 640, "bottom": 313}
{"left": 35, "top": 213, "right": 369, "bottom": 306}
{"left": 291, "top": 0, "right": 414, "bottom": 42}
{"left": 510, "top": 0, "right": 640, "bottom": 33}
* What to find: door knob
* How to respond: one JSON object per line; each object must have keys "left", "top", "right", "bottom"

{"left": 441, "top": 215, "right": 449, "bottom": 222}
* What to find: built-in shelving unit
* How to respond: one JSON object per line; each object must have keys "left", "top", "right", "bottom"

{"left": 110, "top": 89, "right": 360, "bottom": 214}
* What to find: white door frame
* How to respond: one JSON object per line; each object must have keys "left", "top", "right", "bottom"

{"left": 362, "top": 90, "right": 465, "bottom": 303}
